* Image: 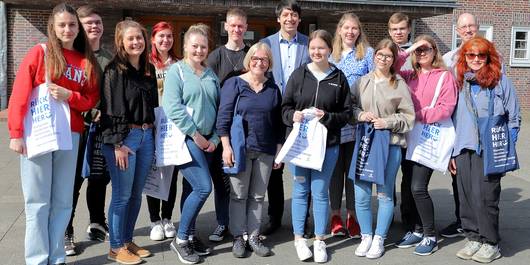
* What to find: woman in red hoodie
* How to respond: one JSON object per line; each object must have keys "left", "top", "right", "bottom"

{"left": 394, "top": 35, "right": 458, "bottom": 255}
{"left": 7, "top": 3, "right": 99, "bottom": 265}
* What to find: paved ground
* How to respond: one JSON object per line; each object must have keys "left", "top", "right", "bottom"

{"left": 1, "top": 115, "right": 530, "bottom": 265}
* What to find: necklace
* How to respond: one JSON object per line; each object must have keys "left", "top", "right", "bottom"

{"left": 224, "top": 47, "right": 244, "bottom": 72}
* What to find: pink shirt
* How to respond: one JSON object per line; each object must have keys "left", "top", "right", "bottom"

{"left": 395, "top": 51, "right": 458, "bottom": 124}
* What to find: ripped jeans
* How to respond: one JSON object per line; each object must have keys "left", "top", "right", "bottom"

{"left": 354, "top": 145, "right": 401, "bottom": 238}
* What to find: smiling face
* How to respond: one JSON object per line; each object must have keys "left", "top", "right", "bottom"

{"left": 414, "top": 44, "right": 435, "bottom": 68}
{"left": 54, "top": 11, "right": 79, "bottom": 49}
{"left": 122, "top": 26, "right": 145, "bottom": 59}
{"left": 374, "top": 47, "right": 394, "bottom": 73}
{"left": 457, "top": 14, "right": 478, "bottom": 44}
{"left": 339, "top": 18, "right": 360, "bottom": 48}
{"left": 277, "top": 8, "right": 300, "bottom": 36}
{"left": 80, "top": 13, "right": 102, "bottom": 43}
{"left": 248, "top": 48, "right": 270, "bottom": 76}
{"left": 388, "top": 20, "right": 410, "bottom": 45}
{"left": 184, "top": 33, "right": 208, "bottom": 65}
{"left": 153, "top": 28, "right": 174, "bottom": 54}
{"left": 225, "top": 15, "right": 247, "bottom": 43}
{"left": 465, "top": 46, "right": 487, "bottom": 72}
{"left": 309, "top": 37, "right": 331, "bottom": 64}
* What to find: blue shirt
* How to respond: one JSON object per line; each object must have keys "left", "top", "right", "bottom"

{"left": 216, "top": 76, "right": 284, "bottom": 155}
{"left": 279, "top": 33, "right": 299, "bottom": 91}
{"left": 331, "top": 47, "right": 374, "bottom": 87}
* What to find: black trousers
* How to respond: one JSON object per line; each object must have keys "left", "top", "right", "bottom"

{"left": 400, "top": 149, "right": 423, "bottom": 232}
{"left": 408, "top": 160, "right": 436, "bottom": 236}
{"left": 67, "top": 129, "right": 110, "bottom": 235}
{"left": 450, "top": 172, "right": 462, "bottom": 224}
{"left": 266, "top": 165, "right": 285, "bottom": 224}
{"left": 146, "top": 168, "right": 179, "bottom": 222}
{"left": 455, "top": 150, "right": 502, "bottom": 245}
{"left": 209, "top": 146, "right": 230, "bottom": 226}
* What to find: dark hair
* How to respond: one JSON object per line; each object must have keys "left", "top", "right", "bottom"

{"left": 113, "top": 20, "right": 151, "bottom": 76}
{"left": 150, "top": 21, "right": 178, "bottom": 69}
{"left": 47, "top": 3, "right": 97, "bottom": 82}
{"left": 76, "top": 5, "right": 101, "bottom": 18}
{"left": 275, "top": 0, "right": 302, "bottom": 18}
{"left": 374, "top": 38, "right": 399, "bottom": 88}
{"left": 456, "top": 36, "right": 502, "bottom": 89}
{"left": 309, "top": 29, "right": 333, "bottom": 51}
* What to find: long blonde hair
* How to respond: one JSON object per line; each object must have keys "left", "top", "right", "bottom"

{"left": 332, "top": 13, "right": 370, "bottom": 63}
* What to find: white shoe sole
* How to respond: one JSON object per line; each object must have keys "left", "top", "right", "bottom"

{"left": 165, "top": 232, "right": 176, "bottom": 238}
{"left": 366, "top": 250, "right": 384, "bottom": 259}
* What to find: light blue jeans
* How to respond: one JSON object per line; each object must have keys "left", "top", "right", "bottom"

{"left": 354, "top": 145, "right": 401, "bottom": 238}
{"left": 290, "top": 145, "right": 339, "bottom": 237}
{"left": 102, "top": 128, "right": 154, "bottom": 249}
{"left": 176, "top": 137, "right": 213, "bottom": 240}
{"left": 21, "top": 133, "right": 80, "bottom": 265}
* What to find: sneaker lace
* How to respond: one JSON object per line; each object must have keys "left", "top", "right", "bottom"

{"left": 213, "top": 225, "right": 226, "bottom": 235}
{"left": 402, "top": 231, "right": 414, "bottom": 240}
{"left": 418, "top": 237, "right": 433, "bottom": 246}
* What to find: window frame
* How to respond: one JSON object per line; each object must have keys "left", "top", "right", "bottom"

{"left": 451, "top": 24, "right": 493, "bottom": 50}
{"left": 510, "top": 26, "right": 530, "bottom": 67}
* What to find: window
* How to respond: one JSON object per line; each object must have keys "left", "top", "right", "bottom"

{"left": 510, "top": 27, "right": 530, "bottom": 67}
{"left": 452, "top": 25, "right": 493, "bottom": 50}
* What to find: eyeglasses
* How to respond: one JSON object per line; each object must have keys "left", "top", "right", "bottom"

{"left": 250, "top": 56, "right": 270, "bottom": 64}
{"left": 375, "top": 53, "right": 394, "bottom": 61}
{"left": 465, "top": 53, "right": 487, "bottom": 61}
{"left": 414, "top": 47, "right": 433, "bottom": 55}
{"left": 457, "top": 24, "right": 477, "bottom": 31}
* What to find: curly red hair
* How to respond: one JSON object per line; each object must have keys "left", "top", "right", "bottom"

{"left": 456, "top": 36, "right": 502, "bottom": 89}
{"left": 150, "top": 21, "right": 178, "bottom": 69}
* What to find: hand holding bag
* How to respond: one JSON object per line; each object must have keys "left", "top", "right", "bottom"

{"left": 348, "top": 122, "right": 390, "bottom": 185}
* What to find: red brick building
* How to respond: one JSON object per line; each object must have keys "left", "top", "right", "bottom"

{"left": 2, "top": 0, "right": 529, "bottom": 109}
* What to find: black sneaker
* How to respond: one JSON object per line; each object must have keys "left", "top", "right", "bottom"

{"left": 189, "top": 236, "right": 212, "bottom": 256}
{"left": 232, "top": 236, "right": 247, "bottom": 258}
{"left": 208, "top": 224, "right": 228, "bottom": 242}
{"left": 440, "top": 221, "right": 465, "bottom": 238}
{"left": 86, "top": 222, "right": 109, "bottom": 242}
{"left": 64, "top": 234, "right": 77, "bottom": 256}
{"left": 248, "top": 235, "right": 271, "bottom": 257}
{"left": 170, "top": 239, "right": 200, "bottom": 264}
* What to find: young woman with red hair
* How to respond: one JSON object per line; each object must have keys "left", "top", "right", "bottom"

{"left": 450, "top": 36, "right": 520, "bottom": 263}
{"left": 145, "top": 21, "right": 184, "bottom": 242}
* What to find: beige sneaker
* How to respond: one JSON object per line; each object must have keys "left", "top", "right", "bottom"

{"left": 108, "top": 247, "right": 142, "bottom": 265}
{"left": 126, "top": 242, "right": 151, "bottom": 258}
{"left": 456, "top": 240, "right": 482, "bottom": 260}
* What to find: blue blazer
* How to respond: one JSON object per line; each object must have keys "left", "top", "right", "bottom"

{"left": 261, "top": 31, "right": 311, "bottom": 93}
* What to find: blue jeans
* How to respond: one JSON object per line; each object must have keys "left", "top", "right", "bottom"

{"left": 354, "top": 145, "right": 401, "bottom": 238}
{"left": 176, "top": 137, "right": 213, "bottom": 240}
{"left": 290, "top": 146, "right": 339, "bottom": 237}
{"left": 21, "top": 133, "right": 80, "bottom": 265}
{"left": 102, "top": 128, "right": 154, "bottom": 249}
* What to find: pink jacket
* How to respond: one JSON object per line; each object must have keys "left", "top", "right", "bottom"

{"left": 395, "top": 51, "right": 458, "bottom": 124}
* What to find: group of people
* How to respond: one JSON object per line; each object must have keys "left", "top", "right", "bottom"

{"left": 7, "top": 1, "right": 520, "bottom": 265}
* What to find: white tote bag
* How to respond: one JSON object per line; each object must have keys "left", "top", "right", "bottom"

{"left": 275, "top": 109, "right": 328, "bottom": 171}
{"left": 23, "top": 44, "right": 72, "bottom": 159}
{"left": 406, "top": 72, "right": 455, "bottom": 172}
{"left": 153, "top": 106, "right": 192, "bottom": 166}
{"left": 143, "top": 163, "right": 175, "bottom": 201}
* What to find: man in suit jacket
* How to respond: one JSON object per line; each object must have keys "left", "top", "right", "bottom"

{"left": 260, "top": 0, "right": 311, "bottom": 236}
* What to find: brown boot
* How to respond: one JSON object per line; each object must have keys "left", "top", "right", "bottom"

{"left": 108, "top": 247, "right": 142, "bottom": 265}
{"left": 126, "top": 242, "right": 152, "bottom": 258}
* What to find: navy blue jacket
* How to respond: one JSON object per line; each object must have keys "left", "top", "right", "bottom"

{"left": 216, "top": 76, "right": 284, "bottom": 155}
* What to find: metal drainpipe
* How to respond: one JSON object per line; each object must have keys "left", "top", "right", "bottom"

{"left": 0, "top": 1, "right": 7, "bottom": 110}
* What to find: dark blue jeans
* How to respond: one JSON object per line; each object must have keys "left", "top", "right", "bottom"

{"left": 103, "top": 128, "right": 154, "bottom": 248}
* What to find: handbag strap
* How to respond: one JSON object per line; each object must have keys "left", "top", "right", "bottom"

{"left": 428, "top": 71, "right": 447, "bottom": 108}
{"left": 233, "top": 78, "right": 243, "bottom": 117}
{"left": 40, "top": 43, "right": 49, "bottom": 84}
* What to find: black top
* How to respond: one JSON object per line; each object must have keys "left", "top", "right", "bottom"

{"left": 216, "top": 76, "right": 284, "bottom": 155}
{"left": 100, "top": 61, "right": 158, "bottom": 144}
{"left": 207, "top": 45, "right": 249, "bottom": 86}
{"left": 282, "top": 64, "right": 352, "bottom": 146}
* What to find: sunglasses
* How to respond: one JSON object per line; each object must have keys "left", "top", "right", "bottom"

{"left": 414, "top": 47, "right": 433, "bottom": 55}
{"left": 464, "top": 53, "right": 487, "bottom": 61}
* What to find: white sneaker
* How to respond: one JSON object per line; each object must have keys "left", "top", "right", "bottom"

{"left": 162, "top": 219, "right": 176, "bottom": 238}
{"left": 366, "top": 235, "right": 385, "bottom": 259}
{"left": 294, "top": 238, "right": 313, "bottom": 261}
{"left": 313, "top": 239, "right": 328, "bottom": 263}
{"left": 355, "top": 234, "right": 373, "bottom": 257}
{"left": 150, "top": 221, "right": 165, "bottom": 241}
